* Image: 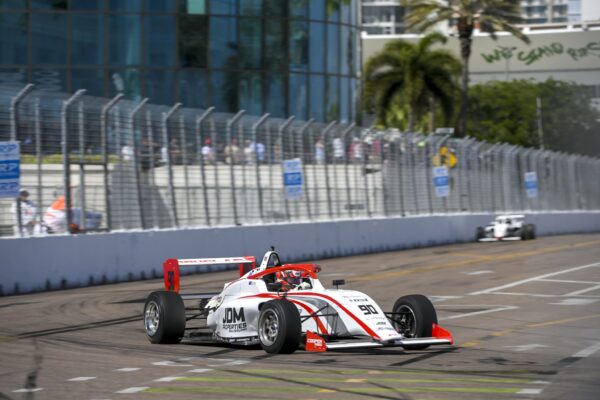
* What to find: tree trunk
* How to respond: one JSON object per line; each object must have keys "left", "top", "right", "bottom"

{"left": 408, "top": 110, "right": 415, "bottom": 132}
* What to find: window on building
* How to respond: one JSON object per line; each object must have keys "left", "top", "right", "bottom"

{"left": 179, "top": 15, "right": 208, "bottom": 67}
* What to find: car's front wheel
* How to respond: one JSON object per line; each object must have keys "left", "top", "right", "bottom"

{"left": 258, "top": 300, "right": 301, "bottom": 354}
{"left": 391, "top": 294, "right": 437, "bottom": 350}
{"left": 144, "top": 291, "right": 186, "bottom": 344}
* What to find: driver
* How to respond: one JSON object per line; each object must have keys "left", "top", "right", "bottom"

{"left": 275, "top": 270, "right": 309, "bottom": 291}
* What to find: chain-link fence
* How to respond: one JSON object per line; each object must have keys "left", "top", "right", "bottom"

{"left": 1, "top": 83, "right": 599, "bottom": 237}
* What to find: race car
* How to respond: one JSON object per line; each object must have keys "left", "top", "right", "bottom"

{"left": 143, "top": 249, "right": 454, "bottom": 354}
{"left": 476, "top": 214, "right": 535, "bottom": 242}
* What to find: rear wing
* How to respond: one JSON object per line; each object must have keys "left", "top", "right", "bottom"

{"left": 163, "top": 256, "right": 256, "bottom": 292}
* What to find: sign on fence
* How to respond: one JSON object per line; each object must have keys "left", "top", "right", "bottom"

{"left": 433, "top": 166, "right": 449, "bottom": 197}
{"left": 0, "top": 141, "right": 20, "bottom": 198}
{"left": 283, "top": 158, "right": 303, "bottom": 199}
{"left": 524, "top": 171, "right": 538, "bottom": 198}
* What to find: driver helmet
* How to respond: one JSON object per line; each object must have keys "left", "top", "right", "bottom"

{"left": 275, "top": 270, "right": 305, "bottom": 291}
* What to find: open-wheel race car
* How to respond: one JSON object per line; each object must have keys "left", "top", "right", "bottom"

{"left": 143, "top": 249, "right": 454, "bottom": 354}
{"left": 476, "top": 214, "right": 536, "bottom": 242}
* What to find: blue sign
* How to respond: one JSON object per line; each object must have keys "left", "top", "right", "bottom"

{"left": 524, "top": 171, "right": 538, "bottom": 198}
{"left": 433, "top": 166, "right": 449, "bottom": 197}
{"left": 0, "top": 141, "right": 20, "bottom": 198}
{"left": 283, "top": 158, "right": 303, "bottom": 199}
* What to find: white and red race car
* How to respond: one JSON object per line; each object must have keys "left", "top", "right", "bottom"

{"left": 143, "top": 249, "right": 454, "bottom": 354}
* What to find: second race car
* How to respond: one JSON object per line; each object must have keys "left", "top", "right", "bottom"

{"left": 476, "top": 214, "right": 536, "bottom": 242}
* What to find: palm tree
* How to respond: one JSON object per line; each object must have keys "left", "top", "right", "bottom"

{"left": 403, "top": 0, "right": 529, "bottom": 136}
{"left": 364, "top": 32, "right": 460, "bottom": 132}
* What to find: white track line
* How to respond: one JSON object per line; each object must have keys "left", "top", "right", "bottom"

{"left": 115, "top": 387, "right": 149, "bottom": 394}
{"left": 463, "top": 270, "right": 494, "bottom": 275}
{"left": 187, "top": 368, "right": 212, "bottom": 373}
{"left": 564, "top": 284, "right": 600, "bottom": 296}
{"left": 470, "top": 262, "right": 600, "bottom": 295}
{"left": 114, "top": 367, "right": 141, "bottom": 372}
{"left": 154, "top": 376, "right": 184, "bottom": 382}
{"left": 68, "top": 376, "right": 96, "bottom": 382}
{"left": 518, "top": 388, "right": 543, "bottom": 395}
{"left": 491, "top": 291, "right": 600, "bottom": 298}
{"left": 538, "top": 279, "right": 600, "bottom": 284}
{"left": 573, "top": 342, "right": 600, "bottom": 358}
{"left": 152, "top": 360, "right": 193, "bottom": 367}
{"left": 439, "top": 305, "right": 518, "bottom": 321}
{"left": 12, "top": 388, "right": 43, "bottom": 393}
{"left": 550, "top": 298, "right": 598, "bottom": 306}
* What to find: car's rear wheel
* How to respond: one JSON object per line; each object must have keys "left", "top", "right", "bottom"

{"left": 391, "top": 294, "right": 437, "bottom": 350}
{"left": 258, "top": 300, "right": 301, "bottom": 354}
{"left": 475, "top": 227, "right": 485, "bottom": 241}
{"left": 144, "top": 291, "right": 186, "bottom": 344}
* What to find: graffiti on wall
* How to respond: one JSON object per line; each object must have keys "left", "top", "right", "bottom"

{"left": 481, "top": 41, "right": 600, "bottom": 65}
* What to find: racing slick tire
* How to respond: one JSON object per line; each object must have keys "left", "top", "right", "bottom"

{"left": 258, "top": 300, "right": 301, "bottom": 354}
{"left": 392, "top": 294, "right": 438, "bottom": 350}
{"left": 526, "top": 224, "right": 536, "bottom": 240}
{"left": 144, "top": 291, "right": 186, "bottom": 344}
{"left": 475, "top": 227, "right": 485, "bottom": 241}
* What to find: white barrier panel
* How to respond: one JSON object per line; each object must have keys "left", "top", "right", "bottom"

{"left": 1, "top": 212, "right": 599, "bottom": 295}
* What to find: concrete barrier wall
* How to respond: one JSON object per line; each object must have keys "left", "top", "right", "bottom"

{"left": 1, "top": 211, "right": 599, "bottom": 296}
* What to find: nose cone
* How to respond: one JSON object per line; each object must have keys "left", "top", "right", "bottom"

{"left": 494, "top": 224, "right": 507, "bottom": 238}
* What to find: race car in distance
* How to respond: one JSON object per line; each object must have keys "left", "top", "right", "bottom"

{"left": 143, "top": 249, "right": 453, "bottom": 354}
{"left": 476, "top": 214, "right": 535, "bottom": 242}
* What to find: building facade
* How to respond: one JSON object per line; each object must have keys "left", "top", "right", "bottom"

{"left": 0, "top": 0, "right": 361, "bottom": 123}
{"left": 362, "top": 0, "right": 600, "bottom": 38}
{"left": 361, "top": 0, "right": 404, "bottom": 35}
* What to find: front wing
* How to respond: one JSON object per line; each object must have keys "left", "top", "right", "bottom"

{"left": 305, "top": 324, "right": 453, "bottom": 352}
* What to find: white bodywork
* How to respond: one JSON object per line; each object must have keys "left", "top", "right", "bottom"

{"left": 480, "top": 214, "right": 526, "bottom": 241}
{"left": 200, "top": 251, "right": 446, "bottom": 348}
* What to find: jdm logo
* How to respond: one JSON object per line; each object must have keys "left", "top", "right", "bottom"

{"left": 222, "top": 307, "right": 247, "bottom": 332}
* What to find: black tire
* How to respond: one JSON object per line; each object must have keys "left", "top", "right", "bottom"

{"left": 258, "top": 300, "right": 301, "bottom": 354}
{"left": 527, "top": 224, "right": 536, "bottom": 240}
{"left": 391, "top": 294, "right": 437, "bottom": 350}
{"left": 144, "top": 291, "right": 186, "bottom": 344}
{"left": 520, "top": 227, "right": 528, "bottom": 240}
{"left": 475, "top": 227, "right": 485, "bottom": 241}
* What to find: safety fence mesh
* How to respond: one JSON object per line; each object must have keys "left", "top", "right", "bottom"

{"left": 1, "top": 84, "right": 599, "bottom": 237}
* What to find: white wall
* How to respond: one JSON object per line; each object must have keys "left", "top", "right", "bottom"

{"left": 1, "top": 212, "right": 599, "bottom": 296}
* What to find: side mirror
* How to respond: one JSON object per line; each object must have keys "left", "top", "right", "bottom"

{"left": 332, "top": 279, "right": 346, "bottom": 289}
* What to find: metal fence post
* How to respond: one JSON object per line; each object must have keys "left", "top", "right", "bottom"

{"left": 129, "top": 98, "right": 148, "bottom": 229}
{"left": 61, "top": 89, "right": 86, "bottom": 234}
{"left": 299, "top": 118, "right": 314, "bottom": 220}
{"left": 9, "top": 83, "right": 34, "bottom": 237}
{"left": 361, "top": 127, "right": 374, "bottom": 217}
{"left": 341, "top": 123, "right": 356, "bottom": 217}
{"left": 278, "top": 116, "right": 295, "bottom": 221}
{"left": 145, "top": 109, "right": 159, "bottom": 227}
{"left": 195, "top": 107, "right": 215, "bottom": 226}
{"left": 227, "top": 110, "right": 245, "bottom": 225}
{"left": 77, "top": 101, "right": 87, "bottom": 230}
{"left": 252, "top": 113, "right": 270, "bottom": 223}
{"left": 321, "top": 121, "right": 337, "bottom": 220}
{"left": 162, "top": 103, "right": 182, "bottom": 227}
{"left": 34, "top": 98, "right": 43, "bottom": 227}
{"left": 100, "top": 94, "right": 123, "bottom": 231}
{"left": 382, "top": 132, "right": 390, "bottom": 216}
{"left": 178, "top": 113, "right": 192, "bottom": 226}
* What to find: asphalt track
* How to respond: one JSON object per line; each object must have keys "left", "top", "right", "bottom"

{"left": 1, "top": 233, "right": 600, "bottom": 400}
